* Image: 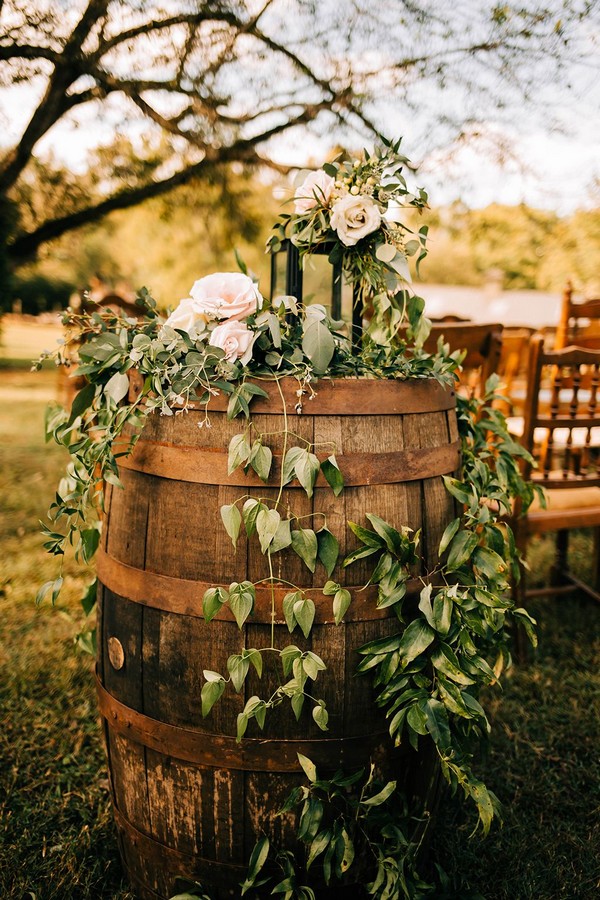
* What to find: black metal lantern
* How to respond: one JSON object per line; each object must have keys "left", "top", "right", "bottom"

{"left": 269, "top": 239, "right": 363, "bottom": 347}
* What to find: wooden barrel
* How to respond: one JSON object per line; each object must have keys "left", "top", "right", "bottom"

{"left": 96, "top": 377, "right": 459, "bottom": 899}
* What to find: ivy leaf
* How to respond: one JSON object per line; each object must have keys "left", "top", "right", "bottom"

{"left": 227, "top": 653, "right": 250, "bottom": 691}
{"left": 228, "top": 433, "right": 251, "bottom": 473}
{"left": 247, "top": 648, "right": 263, "bottom": 678}
{"left": 302, "top": 651, "right": 326, "bottom": 680}
{"left": 322, "top": 580, "right": 339, "bottom": 596}
{"left": 320, "top": 455, "right": 344, "bottom": 496}
{"left": 294, "top": 450, "right": 320, "bottom": 498}
{"left": 201, "top": 676, "right": 225, "bottom": 717}
{"left": 241, "top": 498, "right": 265, "bottom": 537}
{"left": 220, "top": 503, "right": 242, "bottom": 548}
{"left": 291, "top": 527, "right": 318, "bottom": 572}
{"left": 293, "top": 597, "right": 316, "bottom": 639}
{"left": 312, "top": 702, "right": 329, "bottom": 731}
{"left": 256, "top": 507, "right": 281, "bottom": 554}
{"left": 333, "top": 588, "right": 351, "bottom": 625}
{"left": 249, "top": 442, "right": 273, "bottom": 482}
{"left": 282, "top": 446, "right": 305, "bottom": 485}
{"left": 228, "top": 581, "right": 255, "bottom": 628}
{"left": 270, "top": 517, "right": 293, "bottom": 553}
{"left": 283, "top": 591, "right": 301, "bottom": 633}
{"left": 316, "top": 528, "right": 339, "bottom": 577}
{"left": 203, "top": 586, "right": 228, "bottom": 622}
{"left": 280, "top": 644, "right": 302, "bottom": 676}
{"left": 291, "top": 691, "right": 305, "bottom": 720}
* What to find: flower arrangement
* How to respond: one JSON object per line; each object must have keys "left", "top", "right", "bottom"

{"left": 36, "top": 138, "right": 538, "bottom": 899}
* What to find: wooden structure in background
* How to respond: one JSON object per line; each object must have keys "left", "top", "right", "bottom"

{"left": 511, "top": 335, "right": 600, "bottom": 623}
{"left": 555, "top": 281, "right": 600, "bottom": 351}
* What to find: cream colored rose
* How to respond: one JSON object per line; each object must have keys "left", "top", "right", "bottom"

{"left": 294, "top": 169, "right": 335, "bottom": 214}
{"left": 209, "top": 319, "right": 256, "bottom": 365}
{"left": 163, "top": 297, "right": 207, "bottom": 335}
{"left": 330, "top": 194, "right": 382, "bottom": 247}
{"left": 189, "top": 272, "right": 263, "bottom": 321}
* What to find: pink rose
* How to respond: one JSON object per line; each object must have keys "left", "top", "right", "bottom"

{"left": 209, "top": 319, "right": 256, "bottom": 365}
{"left": 189, "top": 272, "right": 263, "bottom": 320}
{"left": 294, "top": 169, "right": 335, "bottom": 214}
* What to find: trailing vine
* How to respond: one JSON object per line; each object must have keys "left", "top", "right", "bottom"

{"left": 35, "top": 140, "right": 540, "bottom": 899}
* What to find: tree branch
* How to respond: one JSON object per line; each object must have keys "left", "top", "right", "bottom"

{"left": 0, "top": 44, "right": 58, "bottom": 63}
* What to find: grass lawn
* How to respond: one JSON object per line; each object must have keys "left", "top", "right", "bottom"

{"left": 1, "top": 323, "right": 599, "bottom": 899}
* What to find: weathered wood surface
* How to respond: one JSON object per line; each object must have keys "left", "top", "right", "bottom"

{"left": 97, "top": 377, "right": 459, "bottom": 898}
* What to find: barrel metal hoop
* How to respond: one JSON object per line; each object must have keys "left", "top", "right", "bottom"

{"left": 117, "top": 439, "right": 461, "bottom": 487}
{"left": 113, "top": 805, "right": 247, "bottom": 875}
{"left": 97, "top": 674, "right": 389, "bottom": 772}
{"left": 96, "top": 547, "right": 430, "bottom": 623}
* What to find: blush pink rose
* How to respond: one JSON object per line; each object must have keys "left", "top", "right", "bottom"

{"left": 209, "top": 319, "right": 256, "bottom": 365}
{"left": 163, "top": 296, "right": 207, "bottom": 333}
{"left": 294, "top": 169, "right": 335, "bottom": 214}
{"left": 189, "top": 272, "right": 263, "bottom": 320}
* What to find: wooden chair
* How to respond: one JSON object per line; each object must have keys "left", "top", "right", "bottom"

{"left": 511, "top": 335, "right": 600, "bottom": 618}
{"left": 555, "top": 281, "right": 600, "bottom": 350}
{"left": 415, "top": 322, "right": 504, "bottom": 397}
{"left": 496, "top": 326, "right": 537, "bottom": 416}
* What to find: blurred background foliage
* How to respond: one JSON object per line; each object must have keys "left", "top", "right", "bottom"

{"left": 4, "top": 136, "right": 600, "bottom": 314}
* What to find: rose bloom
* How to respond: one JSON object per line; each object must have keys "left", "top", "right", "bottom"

{"left": 293, "top": 169, "right": 335, "bottom": 214}
{"left": 189, "top": 272, "right": 263, "bottom": 321}
{"left": 209, "top": 319, "right": 256, "bottom": 365}
{"left": 330, "top": 193, "right": 382, "bottom": 247}
{"left": 162, "top": 296, "right": 208, "bottom": 335}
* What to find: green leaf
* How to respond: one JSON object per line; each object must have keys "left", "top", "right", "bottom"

{"left": 291, "top": 690, "right": 305, "bottom": 720}
{"left": 320, "top": 455, "right": 344, "bottom": 496}
{"left": 228, "top": 433, "right": 251, "bottom": 474}
{"left": 316, "top": 528, "right": 339, "bottom": 577}
{"left": 361, "top": 780, "right": 397, "bottom": 807}
{"left": 201, "top": 677, "right": 225, "bottom": 717}
{"left": 294, "top": 451, "right": 320, "bottom": 498}
{"left": 80, "top": 580, "right": 97, "bottom": 616}
{"left": 80, "top": 527, "right": 100, "bottom": 563}
{"left": 69, "top": 382, "right": 96, "bottom": 423}
{"left": 256, "top": 507, "right": 281, "bottom": 554}
{"left": 297, "top": 753, "right": 318, "bottom": 782}
{"left": 220, "top": 503, "right": 242, "bottom": 548}
{"left": 227, "top": 653, "right": 250, "bottom": 691}
{"left": 438, "top": 517, "right": 461, "bottom": 555}
{"left": 280, "top": 644, "right": 302, "bottom": 676}
{"left": 342, "top": 544, "right": 381, "bottom": 566}
{"left": 283, "top": 591, "right": 301, "bottom": 633}
{"left": 242, "top": 498, "right": 265, "bottom": 537}
{"left": 302, "top": 651, "right": 326, "bottom": 680}
{"left": 446, "top": 530, "right": 479, "bottom": 571}
{"left": 228, "top": 581, "right": 255, "bottom": 628}
{"left": 236, "top": 712, "right": 249, "bottom": 742}
{"left": 291, "top": 528, "right": 318, "bottom": 572}
{"left": 431, "top": 643, "right": 475, "bottom": 685}
{"left": 347, "top": 521, "right": 384, "bottom": 547}
{"left": 442, "top": 476, "right": 471, "bottom": 505}
{"left": 282, "top": 446, "right": 305, "bottom": 485}
{"left": 423, "top": 698, "right": 452, "bottom": 752}
{"left": 249, "top": 442, "right": 273, "bottom": 482}
{"left": 433, "top": 592, "right": 453, "bottom": 636}
{"left": 312, "top": 701, "right": 329, "bottom": 731}
{"left": 270, "top": 517, "right": 293, "bottom": 553}
{"left": 302, "top": 320, "right": 335, "bottom": 374}
{"left": 307, "top": 830, "right": 332, "bottom": 869}
{"left": 203, "top": 586, "right": 228, "bottom": 622}
{"left": 398, "top": 619, "right": 435, "bottom": 665}
{"left": 365, "top": 513, "right": 404, "bottom": 555}
{"left": 240, "top": 835, "right": 270, "bottom": 895}
{"left": 104, "top": 371, "right": 130, "bottom": 404}
{"left": 473, "top": 546, "right": 509, "bottom": 580}
{"left": 293, "top": 597, "right": 316, "bottom": 638}
{"left": 333, "top": 589, "right": 351, "bottom": 625}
